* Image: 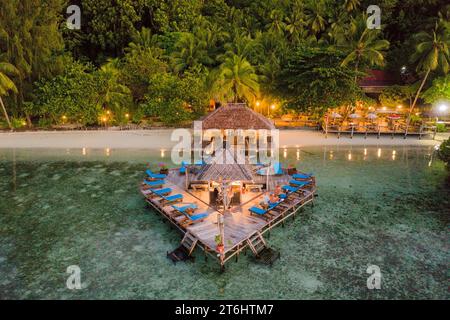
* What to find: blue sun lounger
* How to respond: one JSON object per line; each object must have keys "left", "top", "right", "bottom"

{"left": 149, "top": 187, "right": 172, "bottom": 197}
{"left": 172, "top": 203, "right": 198, "bottom": 213}
{"left": 282, "top": 185, "right": 299, "bottom": 193}
{"left": 248, "top": 206, "right": 274, "bottom": 216}
{"left": 144, "top": 180, "right": 165, "bottom": 188}
{"left": 289, "top": 180, "right": 311, "bottom": 188}
{"left": 160, "top": 193, "right": 183, "bottom": 204}
{"left": 249, "top": 206, "right": 267, "bottom": 216}
{"left": 180, "top": 211, "right": 209, "bottom": 226}
{"left": 184, "top": 211, "right": 208, "bottom": 221}
{"left": 292, "top": 173, "right": 313, "bottom": 180}
{"left": 179, "top": 161, "right": 189, "bottom": 174}
{"left": 256, "top": 162, "right": 283, "bottom": 175}
{"left": 146, "top": 169, "right": 167, "bottom": 179}
{"left": 194, "top": 159, "right": 206, "bottom": 166}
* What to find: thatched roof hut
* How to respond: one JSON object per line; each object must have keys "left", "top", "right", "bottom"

{"left": 196, "top": 163, "right": 254, "bottom": 182}
{"left": 199, "top": 103, "right": 275, "bottom": 130}
{"left": 195, "top": 149, "right": 254, "bottom": 182}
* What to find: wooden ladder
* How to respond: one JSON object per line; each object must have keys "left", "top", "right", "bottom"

{"left": 247, "top": 232, "right": 267, "bottom": 257}
{"left": 181, "top": 232, "right": 198, "bottom": 256}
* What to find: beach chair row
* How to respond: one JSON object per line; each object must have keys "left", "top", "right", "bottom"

{"left": 143, "top": 169, "right": 209, "bottom": 226}
{"left": 249, "top": 174, "right": 315, "bottom": 220}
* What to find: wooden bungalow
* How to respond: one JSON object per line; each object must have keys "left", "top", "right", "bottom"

{"left": 141, "top": 103, "right": 317, "bottom": 270}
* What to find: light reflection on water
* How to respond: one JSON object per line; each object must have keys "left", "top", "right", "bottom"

{"left": 0, "top": 145, "right": 448, "bottom": 299}
{"left": 0, "top": 145, "right": 437, "bottom": 165}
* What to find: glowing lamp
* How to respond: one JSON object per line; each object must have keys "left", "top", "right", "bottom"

{"left": 438, "top": 104, "right": 448, "bottom": 112}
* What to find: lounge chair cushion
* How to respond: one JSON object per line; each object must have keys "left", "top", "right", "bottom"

{"left": 163, "top": 194, "right": 183, "bottom": 202}
{"left": 282, "top": 185, "right": 298, "bottom": 193}
{"left": 152, "top": 188, "right": 172, "bottom": 195}
{"left": 144, "top": 180, "right": 165, "bottom": 187}
{"left": 256, "top": 162, "right": 283, "bottom": 175}
{"left": 188, "top": 212, "right": 208, "bottom": 221}
{"left": 172, "top": 203, "right": 198, "bottom": 212}
{"left": 249, "top": 206, "right": 267, "bottom": 215}
{"left": 289, "top": 180, "right": 311, "bottom": 187}
{"left": 146, "top": 169, "right": 167, "bottom": 179}
{"left": 292, "top": 173, "right": 312, "bottom": 179}
{"left": 194, "top": 160, "right": 206, "bottom": 166}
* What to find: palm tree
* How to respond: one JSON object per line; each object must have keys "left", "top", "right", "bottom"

{"left": 305, "top": 0, "right": 327, "bottom": 35}
{"left": 339, "top": 15, "right": 390, "bottom": 79}
{"left": 0, "top": 56, "right": 19, "bottom": 130}
{"left": 266, "top": 10, "right": 286, "bottom": 35}
{"left": 285, "top": 9, "right": 307, "bottom": 45}
{"left": 407, "top": 22, "right": 450, "bottom": 123}
{"left": 214, "top": 55, "right": 259, "bottom": 103}
{"left": 343, "top": 0, "right": 360, "bottom": 12}
{"left": 218, "top": 32, "right": 260, "bottom": 63}
{"left": 126, "top": 27, "right": 161, "bottom": 57}
{"left": 327, "top": 9, "right": 351, "bottom": 45}
{"left": 97, "top": 60, "right": 132, "bottom": 121}
{"left": 171, "top": 32, "right": 212, "bottom": 73}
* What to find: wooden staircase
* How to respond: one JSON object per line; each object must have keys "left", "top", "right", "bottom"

{"left": 247, "top": 232, "right": 280, "bottom": 266}
{"left": 247, "top": 232, "right": 267, "bottom": 257}
{"left": 166, "top": 232, "right": 198, "bottom": 263}
{"left": 181, "top": 232, "right": 198, "bottom": 256}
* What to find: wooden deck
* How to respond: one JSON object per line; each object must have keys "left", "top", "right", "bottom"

{"left": 324, "top": 124, "right": 437, "bottom": 139}
{"left": 141, "top": 169, "right": 316, "bottom": 268}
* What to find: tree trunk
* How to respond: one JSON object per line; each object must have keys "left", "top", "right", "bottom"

{"left": 25, "top": 111, "right": 32, "bottom": 127}
{"left": 405, "top": 68, "right": 430, "bottom": 133}
{"left": 0, "top": 96, "right": 13, "bottom": 131}
{"left": 354, "top": 59, "right": 360, "bottom": 84}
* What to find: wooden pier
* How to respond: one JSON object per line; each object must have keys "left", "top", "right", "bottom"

{"left": 323, "top": 122, "right": 438, "bottom": 139}
{"left": 141, "top": 169, "right": 316, "bottom": 270}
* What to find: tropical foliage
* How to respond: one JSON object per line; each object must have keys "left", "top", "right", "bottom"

{"left": 0, "top": 0, "right": 448, "bottom": 128}
{"left": 422, "top": 75, "right": 450, "bottom": 104}
{"left": 438, "top": 138, "right": 450, "bottom": 168}
{"left": 276, "top": 46, "right": 364, "bottom": 115}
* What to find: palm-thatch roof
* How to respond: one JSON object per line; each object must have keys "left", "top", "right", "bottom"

{"left": 199, "top": 103, "right": 275, "bottom": 130}
{"left": 195, "top": 149, "right": 254, "bottom": 182}
{"left": 196, "top": 163, "right": 254, "bottom": 182}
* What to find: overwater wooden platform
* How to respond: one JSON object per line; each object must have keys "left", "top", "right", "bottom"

{"left": 324, "top": 124, "right": 437, "bottom": 139}
{"left": 141, "top": 169, "right": 316, "bottom": 269}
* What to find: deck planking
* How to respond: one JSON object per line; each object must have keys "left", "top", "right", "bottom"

{"left": 141, "top": 168, "right": 315, "bottom": 264}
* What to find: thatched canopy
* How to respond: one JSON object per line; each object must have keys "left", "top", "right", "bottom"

{"left": 195, "top": 149, "right": 254, "bottom": 182}
{"left": 199, "top": 103, "right": 275, "bottom": 130}
{"left": 196, "top": 163, "right": 254, "bottom": 182}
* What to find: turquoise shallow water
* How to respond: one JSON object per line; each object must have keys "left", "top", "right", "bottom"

{"left": 0, "top": 146, "right": 448, "bottom": 299}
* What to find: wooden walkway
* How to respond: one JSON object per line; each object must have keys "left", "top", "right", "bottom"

{"left": 324, "top": 124, "right": 437, "bottom": 139}
{"left": 141, "top": 169, "right": 316, "bottom": 268}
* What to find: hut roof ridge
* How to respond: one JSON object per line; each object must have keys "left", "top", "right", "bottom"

{"left": 199, "top": 103, "right": 275, "bottom": 130}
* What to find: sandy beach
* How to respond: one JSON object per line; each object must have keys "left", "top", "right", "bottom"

{"left": 0, "top": 129, "right": 447, "bottom": 149}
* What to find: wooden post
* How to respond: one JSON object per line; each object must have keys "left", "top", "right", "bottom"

{"left": 218, "top": 212, "right": 225, "bottom": 267}
{"left": 185, "top": 165, "right": 189, "bottom": 190}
